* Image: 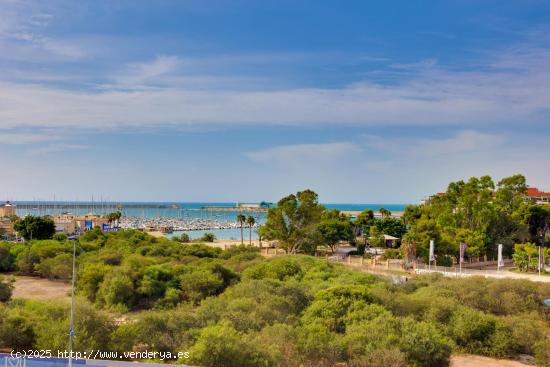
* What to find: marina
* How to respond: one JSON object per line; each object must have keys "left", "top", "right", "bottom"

{"left": 119, "top": 216, "right": 259, "bottom": 232}
{"left": 7, "top": 201, "right": 407, "bottom": 239}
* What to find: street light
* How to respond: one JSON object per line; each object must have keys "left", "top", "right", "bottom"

{"left": 68, "top": 239, "right": 77, "bottom": 367}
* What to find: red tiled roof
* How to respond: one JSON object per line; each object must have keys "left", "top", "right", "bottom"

{"left": 527, "top": 187, "right": 550, "bottom": 197}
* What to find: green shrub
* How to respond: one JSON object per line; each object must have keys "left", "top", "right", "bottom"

{"left": 398, "top": 318, "right": 452, "bottom": 367}
{"left": 436, "top": 254, "right": 453, "bottom": 267}
{"left": 244, "top": 257, "right": 303, "bottom": 281}
{"left": 180, "top": 244, "right": 222, "bottom": 258}
{"left": 0, "top": 314, "right": 36, "bottom": 349}
{"left": 16, "top": 249, "right": 40, "bottom": 274}
{"left": 534, "top": 338, "right": 550, "bottom": 367}
{"left": 219, "top": 245, "right": 260, "bottom": 260}
{"left": 188, "top": 322, "right": 271, "bottom": 367}
{"left": 0, "top": 275, "right": 14, "bottom": 302}
{"left": 383, "top": 248, "right": 402, "bottom": 260}
{"left": 199, "top": 232, "right": 216, "bottom": 242}
{"left": 296, "top": 322, "right": 343, "bottom": 367}
{"left": 197, "top": 279, "right": 309, "bottom": 332}
{"left": 447, "top": 307, "right": 513, "bottom": 357}
{"left": 36, "top": 253, "right": 72, "bottom": 279}
{"left": 302, "top": 285, "right": 373, "bottom": 333}
{"left": 78, "top": 263, "right": 112, "bottom": 302}
{"left": 111, "top": 307, "right": 197, "bottom": 353}
{"left": 0, "top": 242, "right": 15, "bottom": 271}
{"left": 97, "top": 272, "right": 135, "bottom": 309}
{"left": 53, "top": 233, "right": 68, "bottom": 242}
{"left": 173, "top": 233, "right": 190, "bottom": 243}
{"left": 349, "top": 348, "right": 405, "bottom": 367}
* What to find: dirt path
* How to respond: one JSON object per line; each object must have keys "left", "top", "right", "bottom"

{"left": 11, "top": 275, "right": 70, "bottom": 300}
{"left": 451, "top": 355, "right": 531, "bottom": 367}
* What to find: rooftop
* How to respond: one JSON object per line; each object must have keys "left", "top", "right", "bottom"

{"left": 526, "top": 187, "right": 550, "bottom": 197}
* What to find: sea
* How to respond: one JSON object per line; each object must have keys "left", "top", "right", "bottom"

{"left": 11, "top": 201, "right": 408, "bottom": 240}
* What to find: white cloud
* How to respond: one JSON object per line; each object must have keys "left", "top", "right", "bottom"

{"left": 246, "top": 142, "right": 361, "bottom": 162}
{"left": 0, "top": 42, "right": 549, "bottom": 130}
{"left": 112, "top": 55, "right": 184, "bottom": 86}
{"left": 0, "top": 0, "right": 85, "bottom": 61}
{"left": 0, "top": 132, "right": 60, "bottom": 144}
{"left": 363, "top": 130, "right": 504, "bottom": 157}
{"left": 238, "top": 130, "right": 550, "bottom": 202}
{"left": 27, "top": 143, "right": 88, "bottom": 156}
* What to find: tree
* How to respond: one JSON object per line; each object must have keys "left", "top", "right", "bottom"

{"left": 404, "top": 174, "right": 535, "bottom": 260}
{"left": 318, "top": 212, "right": 354, "bottom": 253}
{"left": 377, "top": 218, "right": 407, "bottom": 239}
{"left": 246, "top": 216, "right": 255, "bottom": 245}
{"left": 355, "top": 209, "right": 375, "bottom": 245}
{"left": 259, "top": 190, "right": 324, "bottom": 254}
{"left": 495, "top": 174, "right": 527, "bottom": 211}
{"left": 13, "top": 216, "right": 56, "bottom": 241}
{"left": 524, "top": 205, "right": 550, "bottom": 246}
{"left": 105, "top": 211, "right": 122, "bottom": 226}
{"left": 368, "top": 226, "right": 385, "bottom": 248}
{"left": 379, "top": 207, "right": 392, "bottom": 219}
{"left": 402, "top": 205, "right": 422, "bottom": 227}
{"left": 237, "top": 214, "right": 246, "bottom": 245}
{"left": 401, "top": 241, "right": 417, "bottom": 267}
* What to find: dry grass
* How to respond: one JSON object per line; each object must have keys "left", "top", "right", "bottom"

{"left": 451, "top": 355, "right": 531, "bottom": 367}
{"left": 11, "top": 275, "right": 70, "bottom": 300}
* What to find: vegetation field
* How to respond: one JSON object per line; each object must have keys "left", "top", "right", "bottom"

{"left": 1, "top": 229, "right": 550, "bottom": 367}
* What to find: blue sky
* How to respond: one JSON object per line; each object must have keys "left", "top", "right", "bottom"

{"left": 1, "top": 0, "right": 550, "bottom": 203}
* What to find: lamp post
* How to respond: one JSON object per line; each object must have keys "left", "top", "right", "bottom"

{"left": 68, "top": 240, "right": 76, "bottom": 367}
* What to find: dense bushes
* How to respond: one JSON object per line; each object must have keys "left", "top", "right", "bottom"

{"left": 1, "top": 230, "right": 550, "bottom": 367}
{"left": 0, "top": 300, "right": 114, "bottom": 351}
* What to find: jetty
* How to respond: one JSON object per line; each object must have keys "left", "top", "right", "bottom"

{"left": 202, "top": 206, "right": 268, "bottom": 213}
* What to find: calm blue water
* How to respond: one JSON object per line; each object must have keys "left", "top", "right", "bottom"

{"left": 12, "top": 201, "right": 408, "bottom": 239}
{"left": 166, "top": 228, "right": 257, "bottom": 241}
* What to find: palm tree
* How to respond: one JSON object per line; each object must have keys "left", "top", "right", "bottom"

{"left": 237, "top": 214, "right": 246, "bottom": 244}
{"left": 246, "top": 216, "right": 255, "bottom": 245}
{"left": 379, "top": 207, "right": 391, "bottom": 219}
{"left": 114, "top": 211, "right": 122, "bottom": 226}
